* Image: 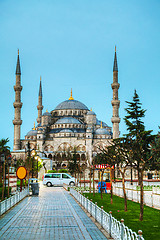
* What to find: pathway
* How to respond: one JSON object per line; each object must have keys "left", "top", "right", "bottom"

{"left": 0, "top": 185, "right": 108, "bottom": 240}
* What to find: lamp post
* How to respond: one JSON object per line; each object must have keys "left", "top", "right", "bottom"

{"left": 31, "top": 149, "right": 39, "bottom": 178}
{"left": 7, "top": 156, "right": 12, "bottom": 197}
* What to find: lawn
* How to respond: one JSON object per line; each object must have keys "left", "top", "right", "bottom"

{"left": 85, "top": 193, "right": 160, "bottom": 240}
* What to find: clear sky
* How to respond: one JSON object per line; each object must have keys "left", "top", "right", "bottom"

{"left": 0, "top": 0, "right": 160, "bottom": 149}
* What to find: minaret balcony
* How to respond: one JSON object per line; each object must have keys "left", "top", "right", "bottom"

{"left": 111, "top": 83, "right": 120, "bottom": 89}
{"left": 13, "top": 119, "right": 22, "bottom": 125}
{"left": 37, "top": 105, "right": 43, "bottom": 110}
{"left": 111, "top": 117, "right": 120, "bottom": 123}
{"left": 13, "top": 102, "right": 23, "bottom": 108}
{"left": 14, "top": 85, "right": 22, "bottom": 91}
{"left": 111, "top": 100, "right": 120, "bottom": 106}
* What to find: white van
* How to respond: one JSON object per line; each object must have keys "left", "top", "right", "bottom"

{"left": 43, "top": 173, "right": 75, "bottom": 187}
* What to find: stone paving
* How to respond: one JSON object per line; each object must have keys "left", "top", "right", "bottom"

{"left": 0, "top": 185, "right": 108, "bottom": 240}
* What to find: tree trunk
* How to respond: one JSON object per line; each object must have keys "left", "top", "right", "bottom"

{"left": 110, "top": 168, "right": 113, "bottom": 204}
{"left": 0, "top": 164, "right": 2, "bottom": 185}
{"left": 2, "top": 162, "right": 5, "bottom": 201}
{"left": 122, "top": 172, "right": 127, "bottom": 211}
{"left": 80, "top": 171, "right": 81, "bottom": 188}
{"left": 101, "top": 170, "right": 103, "bottom": 200}
{"left": 139, "top": 170, "right": 144, "bottom": 221}
{"left": 93, "top": 168, "right": 95, "bottom": 197}
{"left": 84, "top": 168, "right": 85, "bottom": 189}
{"left": 89, "top": 168, "right": 91, "bottom": 194}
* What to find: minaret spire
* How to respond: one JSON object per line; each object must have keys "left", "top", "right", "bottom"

{"left": 111, "top": 46, "right": 120, "bottom": 139}
{"left": 113, "top": 45, "right": 118, "bottom": 72}
{"left": 16, "top": 49, "right": 21, "bottom": 75}
{"left": 13, "top": 49, "right": 23, "bottom": 150}
{"left": 37, "top": 76, "right": 44, "bottom": 124}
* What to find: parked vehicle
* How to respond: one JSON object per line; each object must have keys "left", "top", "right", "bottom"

{"left": 43, "top": 173, "right": 75, "bottom": 187}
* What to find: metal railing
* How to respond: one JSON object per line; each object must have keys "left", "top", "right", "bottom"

{"left": 0, "top": 188, "right": 29, "bottom": 216}
{"left": 70, "top": 188, "right": 144, "bottom": 240}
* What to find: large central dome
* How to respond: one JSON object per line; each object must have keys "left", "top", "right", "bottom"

{"left": 55, "top": 99, "right": 89, "bottom": 110}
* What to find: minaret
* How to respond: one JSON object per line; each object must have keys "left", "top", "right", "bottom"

{"left": 37, "top": 76, "right": 43, "bottom": 124}
{"left": 13, "top": 49, "right": 23, "bottom": 150}
{"left": 111, "top": 46, "right": 120, "bottom": 139}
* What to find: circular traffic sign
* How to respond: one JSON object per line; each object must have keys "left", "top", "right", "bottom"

{"left": 16, "top": 166, "right": 27, "bottom": 179}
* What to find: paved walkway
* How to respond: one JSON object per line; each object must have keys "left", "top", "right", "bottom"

{"left": 0, "top": 185, "right": 108, "bottom": 240}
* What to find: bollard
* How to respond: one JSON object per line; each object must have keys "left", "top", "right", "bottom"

{"left": 5, "top": 199, "right": 7, "bottom": 212}
{"left": 90, "top": 199, "right": 92, "bottom": 217}
{"left": 120, "top": 219, "right": 124, "bottom": 240}
{"left": 138, "top": 230, "right": 143, "bottom": 240}
{"left": 95, "top": 202, "right": 97, "bottom": 222}
{"left": 101, "top": 206, "right": 103, "bottom": 228}
{"left": 109, "top": 211, "right": 112, "bottom": 237}
{"left": 87, "top": 196, "right": 88, "bottom": 212}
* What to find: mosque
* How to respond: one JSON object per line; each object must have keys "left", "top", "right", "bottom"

{"left": 12, "top": 48, "right": 120, "bottom": 171}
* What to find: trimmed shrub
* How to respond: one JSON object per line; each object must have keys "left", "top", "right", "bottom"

{"left": 58, "top": 169, "right": 68, "bottom": 173}
{"left": 47, "top": 170, "right": 57, "bottom": 173}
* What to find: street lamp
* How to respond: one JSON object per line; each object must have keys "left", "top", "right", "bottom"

{"left": 6, "top": 156, "right": 12, "bottom": 197}
{"left": 31, "top": 149, "right": 39, "bottom": 178}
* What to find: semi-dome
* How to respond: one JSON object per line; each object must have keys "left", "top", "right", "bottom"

{"left": 43, "top": 111, "right": 51, "bottom": 116}
{"left": 27, "top": 129, "right": 37, "bottom": 136}
{"left": 55, "top": 117, "right": 82, "bottom": 124}
{"left": 87, "top": 110, "right": 96, "bottom": 115}
{"left": 54, "top": 99, "right": 89, "bottom": 111}
{"left": 95, "top": 128, "right": 110, "bottom": 135}
{"left": 96, "top": 119, "right": 108, "bottom": 127}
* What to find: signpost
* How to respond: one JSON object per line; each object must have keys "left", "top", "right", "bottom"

{"left": 16, "top": 166, "right": 27, "bottom": 192}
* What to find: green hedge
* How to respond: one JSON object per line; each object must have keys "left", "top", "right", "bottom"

{"left": 58, "top": 169, "right": 68, "bottom": 173}
{"left": 17, "top": 179, "right": 28, "bottom": 187}
{"left": 47, "top": 170, "right": 57, "bottom": 173}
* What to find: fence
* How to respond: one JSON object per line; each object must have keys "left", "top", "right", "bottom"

{"left": 0, "top": 188, "right": 29, "bottom": 216}
{"left": 70, "top": 187, "right": 144, "bottom": 240}
{"left": 113, "top": 183, "right": 160, "bottom": 209}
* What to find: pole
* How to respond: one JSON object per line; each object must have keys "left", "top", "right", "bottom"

{"left": 32, "top": 157, "right": 33, "bottom": 178}
{"left": 4, "top": 164, "right": 6, "bottom": 198}
{"left": 8, "top": 166, "right": 10, "bottom": 197}
{"left": 37, "top": 158, "right": 38, "bottom": 178}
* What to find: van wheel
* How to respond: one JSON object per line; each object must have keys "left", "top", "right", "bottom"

{"left": 47, "top": 182, "right": 52, "bottom": 187}
{"left": 69, "top": 181, "right": 75, "bottom": 186}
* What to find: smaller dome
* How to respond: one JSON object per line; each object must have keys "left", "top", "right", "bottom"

{"left": 60, "top": 129, "right": 73, "bottom": 133}
{"left": 95, "top": 128, "right": 110, "bottom": 135}
{"left": 55, "top": 117, "right": 82, "bottom": 124}
{"left": 96, "top": 119, "right": 109, "bottom": 127}
{"left": 43, "top": 112, "right": 51, "bottom": 116}
{"left": 87, "top": 110, "right": 96, "bottom": 115}
{"left": 27, "top": 130, "right": 37, "bottom": 136}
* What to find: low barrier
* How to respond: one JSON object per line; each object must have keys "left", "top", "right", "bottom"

{"left": 70, "top": 188, "right": 144, "bottom": 240}
{"left": 0, "top": 188, "right": 29, "bottom": 216}
{"left": 113, "top": 183, "right": 160, "bottom": 209}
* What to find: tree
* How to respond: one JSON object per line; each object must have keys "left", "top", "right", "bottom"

{"left": 124, "top": 90, "right": 154, "bottom": 221}
{"left": 0, "top": 138, "right": 10, "bottom": 200}
{"left": 67, "top": 147, "right": 79, "bottom": 182}
{"left": 112, "top": 137, "right": 134, "bottom": 211}
{"left": 151, "top": 127, "right": 160, "bottom": 172}
{"left": 94, "top": 149, "right": 115, "bottom": 202}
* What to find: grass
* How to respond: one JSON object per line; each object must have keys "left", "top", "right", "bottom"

{"left": 85, "top": 193, "right": 160, "bottom": 240}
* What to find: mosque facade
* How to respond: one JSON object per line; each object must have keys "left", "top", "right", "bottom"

{"left": 12, "top": 49, "right": 120, "bottom": 170}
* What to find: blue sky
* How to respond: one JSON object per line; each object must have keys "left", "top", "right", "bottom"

{"left": 0, "top": 0, "right": 160, "bottom": 149}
